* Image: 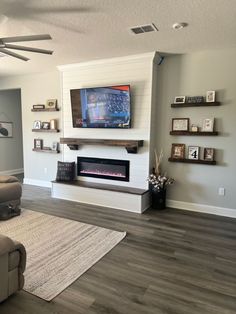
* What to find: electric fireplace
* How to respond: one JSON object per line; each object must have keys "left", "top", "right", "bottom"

{"left": 77, "top": 157, "right": 130, "bottom": 181}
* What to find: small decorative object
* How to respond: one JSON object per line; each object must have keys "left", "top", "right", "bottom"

{"left": 42, "top": 122, "right": 50, "bottom": 129}
{"left": 174, "top": 96, "right": 185, "bottom": 104}
{"left": 172, "top": 118, "right": 189, "bottom": 131}
{"left": 46, "top": 99, "right": 57, "bottom": 109}
{"left": 50, "top": 119, "right": 57, "bottom": 130}
{"left": 202, "top": 118, "right": 214, "bottom": 132}
{"left": 171, "top": 143, "right": 185, "bottom": 159}
{"left": 0, "top": 122, "right": 13, "bottom": 138}
{"left": 33, "top": 104, "right": 45, "bottom": 109}
{"left": 34, "top": 139, "right": 43, "bottom": 149}
{"left": 56, "top": 161, "right": 75, "bottom": 181}
{"left": 186, "top": 96, "right": 204, "bottom": 103}
{"left": 33, "top": 120, "right": 41, "bottom": 129}
{"left": 51, "top": 141, "right": 58, "bottom": 151}
{"left": 147, "top": 150, "right": 174, "bottom": 210}
{"left": 188, "top": 146, "right": 200, "bottom": 160}
{"left": 206, "top": 91, "right": 215, "bottom": 102}
{"left": 204, "top": 148, "right": 214, "bottom": 161}
{"left": 191, "top": 124, "right": 198, "bottom": 132}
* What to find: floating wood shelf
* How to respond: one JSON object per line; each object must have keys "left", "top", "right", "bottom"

{"left": 32, "top": 129, "right": 59, "bottom": 133}
{"left": 168, "top": 158, "right": 216, "bottom": 165}
{"left": 32, "top": 149, "right": 60, "bottom": 154}
{"left": 31, "top": 108, "right": 59, "bottom": 112}
{"left": 170, "top": 131, "right": 218, "bottom": 136}
{"left": 171, "top": 101, "right": 220, "bottom": 108}
{"left": 60, "top": 138, "right": 144, "bottom": 154}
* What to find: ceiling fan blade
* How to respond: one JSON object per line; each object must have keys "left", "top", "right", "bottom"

{"left": 1, "top": 34, "right": 52, "bottom": 43}
{"left": 5, "top": 44, "right": 53, "bottom": 55}
{"left": 0, "top": 48, "right": 29, "bottom": 61}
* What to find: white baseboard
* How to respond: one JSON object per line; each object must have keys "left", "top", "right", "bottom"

{"left": 167, "top": 199, "right": 236, "bottom": 219}
{"left": 0, "top": 168, "right": 24, "bottom": 176}
{"left": 23, "top": 178, "right": 52, "bottom": 188}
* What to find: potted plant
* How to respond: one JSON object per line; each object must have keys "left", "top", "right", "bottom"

{"left": 147, "top": 150, "right": 174, "bottom": 209}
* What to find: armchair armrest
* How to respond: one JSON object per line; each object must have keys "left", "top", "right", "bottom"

{"left": 0, "top": 176, "right": 19, "bottom": 183}
{"left": 0, "top": 234, "right": 15, "bottom": 256}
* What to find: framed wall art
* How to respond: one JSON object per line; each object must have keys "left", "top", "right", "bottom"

{"left": 172, "top": 118, "right": 189, "bottom": 131}
{"left": 203, "top": 148, "right": 214, "bottom": 161}
{"left": 206, "top": 91, "right": 215, "bottom": 103}
{"left": 46, "top": 99, "right": 57, "bottom": 109}
{"left": 188, "top": 146, "right": 200, "bottom": 160}
{"left": 34, "top": 139, "right": 43, "bottom": 149}
{"left": 202, "top": 118, "right": 214, "bottom": 132}
{"left": 171, "top": 143, "right": 185, "bottom": 159}
{"left": 174, "top": 96, "right": 186, "bottom": 104}
{"left": 0, "top": 122, "right": 13, "bottom": 138}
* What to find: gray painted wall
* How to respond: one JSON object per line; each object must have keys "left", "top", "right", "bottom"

{"left": 0, "top": 89, "right": 23, "bottom": 173}
{"left": 156, "top": 49, "right": 236, "bottom": 210}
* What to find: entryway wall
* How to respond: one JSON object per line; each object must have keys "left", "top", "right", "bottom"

{"left": 0, "top": 89, "right": 24, "bottom": 175}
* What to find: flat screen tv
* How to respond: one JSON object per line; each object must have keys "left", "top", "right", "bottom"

{"left": 70, "top": 85, "right": 131, "bottom": 128}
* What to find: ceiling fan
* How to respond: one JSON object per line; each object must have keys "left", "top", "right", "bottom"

{"left": 0, "top": 34, "right": 53, "bottom": 61}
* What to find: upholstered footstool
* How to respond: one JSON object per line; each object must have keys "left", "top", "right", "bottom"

{"left": 0, "top": 176, "right": 22, "bottom": 220}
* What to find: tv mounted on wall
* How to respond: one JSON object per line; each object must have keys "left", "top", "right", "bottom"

{"left": 70, "top": 85, "right": 131, "bottom": 128}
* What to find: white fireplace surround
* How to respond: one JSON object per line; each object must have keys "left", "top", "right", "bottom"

{"left": 53, "top": 52, "right": 159, "bottom": 213}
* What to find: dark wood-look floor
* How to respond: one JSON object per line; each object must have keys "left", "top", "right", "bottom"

{"left": 1, "top": 183, "right": 236, "bottom": 314}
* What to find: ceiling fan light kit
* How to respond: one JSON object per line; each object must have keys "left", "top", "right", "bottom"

{"left": 0, "top": 34, "right": 53, "bottom": 61}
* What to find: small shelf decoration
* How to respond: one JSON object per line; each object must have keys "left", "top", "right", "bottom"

{"left": 32, "top": 119, "right": 59, "bottom": 132}
{"left": 188, "top": 146, "right": 200, "bottom": 160}
{"left": 171, "top": 143, "right": 185, "bottom": 159}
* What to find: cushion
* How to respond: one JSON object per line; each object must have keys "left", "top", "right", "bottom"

{"left": 56, "top": 161, "right": 75, "bottom": 181}
{"left": 0, "top": 176, "right": 19, "bottom": 183}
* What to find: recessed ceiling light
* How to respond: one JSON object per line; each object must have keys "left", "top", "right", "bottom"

{"left": 172, "top": 22, "right": 188, "bottom": 30}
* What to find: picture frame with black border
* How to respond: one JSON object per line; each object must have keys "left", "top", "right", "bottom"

{"left": 171, "top": 143, "right": 185, "bottom": 159}
{"left": 51, "top": 141, "right": 58, "bottom": 151}
{"left": 172, "top": 118, "right": 189, "bottom": 131}
{"left": 174, "top": 96, "right": 186, "bottom": 104}
{"left": 34, "top": 139, "right": 43, "bottom": 149}
{"left": 188, "top": 146, "right": 200, "bottom": 160}
{"left": 0, "top": 121, "right": 13, "bottom": 138}
{"left": 203, "top": 148, "right": 214, "bottom": 161}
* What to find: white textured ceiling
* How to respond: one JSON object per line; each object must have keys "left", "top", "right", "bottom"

{"left": 0, "top": 0, "right": 236, "bottom": 77}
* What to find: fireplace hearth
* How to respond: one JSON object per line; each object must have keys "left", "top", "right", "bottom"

{"left": 77, "top": 157, "right": 130, "bottom": 181}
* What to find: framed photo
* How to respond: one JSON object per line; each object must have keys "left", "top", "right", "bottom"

{"left": 33, "top": 120, "right": 41, "bottom": 129}
{"left": 171, "top": 143, "right": 185, "bottom": 159}
{"left": 206, "top": 91, "right": 215, "bottom": 103}
{"left": 34, "top": 139, "right": 43, "bottom": 149}
{"left": 51, "top": 141, "right": 58, "bottom": 151}
{"left": 204, "top": 148, "right": 214, "bottom": 161}
{"left": 202, "top": 118, "right": 214, "bottom": 132}
{"left": 172, "top": 118, "right": 189, "bottom": 131}
{"left": 42, "top": 122, "right": 50, "bottom": 129}
{"left": 188, "top": 146, "right": 200, "bottom": 160}
{"left": 46, "top": 99, "right": 57, "bottom": 109}
{"left": 0, "top": 122, "right": 13, "bottom": 138}
{"left": 33, "top": 104, "right": 45, "bottom": 109}
{"left": 174, "top": 96, "right": 186, "bottom": 104}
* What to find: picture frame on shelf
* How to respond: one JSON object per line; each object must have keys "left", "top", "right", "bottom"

{"left": 172, "top": 118, "right": 189, "bottom": 131}
{"left": 171, "top": 143, "right": 185, "bottom": 159}
{"left": 188, "top": 146, "right": 200, "bottom": 160}
{"left": 206, "top": 91, "right": 215, "bottom": 102}
{"left": 203, "top": 148, "right": 214, "bottom": 161}
{"left": 34, "top": 139, "right": 43, "bottom": 149}
{"left": 0, "top": 121, "right": 13, "bottom": 138}
{"left": 202, "top": 118, "right": 214, "bottom": 132}
{"left": 33, "top": 120, "right": 41, "bottom": 129}
{"left": 42, "top": 122, "right": 50, "bottom": 129}
{"left": 33, "top": 104, "right": 45, "bottom": 109}
{"left": 46, "top": 99, "right": 57, "bottom": 109}
{"left": 174, "top": 96, "right": 186, "bottom": 104}
{"left": 51, "top": 141, "right": 58, "bottom": 151}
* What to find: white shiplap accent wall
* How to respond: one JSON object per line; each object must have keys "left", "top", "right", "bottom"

{"left": 58, "top": 52, "right": 156, "bottom": 189}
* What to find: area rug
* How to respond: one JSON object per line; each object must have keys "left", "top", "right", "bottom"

{"left": 0, "top": 209, "right": 126, "bottom": 301}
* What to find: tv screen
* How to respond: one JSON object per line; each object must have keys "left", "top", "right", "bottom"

{"left": 70, "top": 85, "right": 131, "bottom": 128}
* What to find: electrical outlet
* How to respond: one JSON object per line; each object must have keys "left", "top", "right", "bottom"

{"left": 44, "top": 168, "right": 48, "bottom": 174}
{"left": 218, "top": 187, "right": 225, "bottom": 196}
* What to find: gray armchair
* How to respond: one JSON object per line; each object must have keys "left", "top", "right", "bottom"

{"left": 0, "top": 234, "right": 26, "bottom": 302}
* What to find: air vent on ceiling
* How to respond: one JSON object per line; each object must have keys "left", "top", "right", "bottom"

{"left": 130, "top": 23, "right": 158, "bottom": 35}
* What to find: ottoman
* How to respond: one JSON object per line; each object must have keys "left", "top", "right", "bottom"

{"left": 0, "top": 176, "right": 22, "bottom": 220}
